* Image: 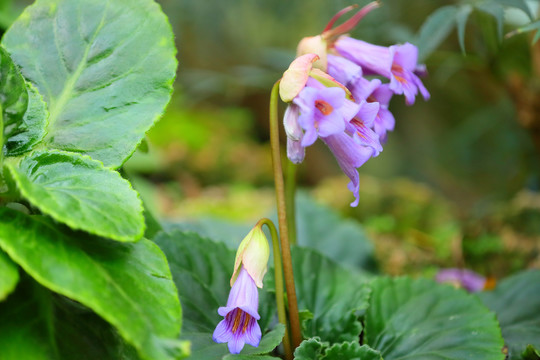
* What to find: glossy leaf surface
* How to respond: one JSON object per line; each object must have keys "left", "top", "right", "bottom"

{"left": 2, "top": 0, "right": 177, "bottom": 168}
{"left": 5, "top": 82, "right": 48, "bottom": 156}
{"left": 6, "top": 151, "right": 144, "bottom": 241}
{"left": 0, "top": 209, "right": 182, "bottom": 360}
{"left": 365, "top": 277, "right": 505, "bottom": 360}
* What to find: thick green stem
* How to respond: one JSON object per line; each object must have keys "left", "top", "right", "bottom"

{"left": 269, "top": 80, "right": 302, "bottom": 350}
{"left": 257, "top": 218, "right": 292, "bottom": 360}
{"left": 285, "top": 161, "right": 297, "bottom": 245}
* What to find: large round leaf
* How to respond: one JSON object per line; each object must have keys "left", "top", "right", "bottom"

{"left": 0, "top": 208, "right": 183, "bottom": 360}
{"left": 479, "top": 270, "right": 540, "bottom": 360}
{"left": 6, "top": 151, "right": 144, "bottom": 241}
{"left": 365, "top": 277, "right": 505, "bottom": 360}
{"left": 291, "top": 246, "right": 371, "bottom": 343}
{"left": 2, "top": 0, "right": 177, "bottom": 168}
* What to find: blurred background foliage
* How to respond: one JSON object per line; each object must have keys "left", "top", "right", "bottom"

{"left": 2, "top": 0, "right": 539, "bottom": 277}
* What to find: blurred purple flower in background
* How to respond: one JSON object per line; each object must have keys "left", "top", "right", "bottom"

{"left": 435, "top": 268, "right": 487, "bottom": 293}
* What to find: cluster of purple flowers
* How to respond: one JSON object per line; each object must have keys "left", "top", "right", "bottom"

{"left": 281, "top": 3, "right": 429, "bottom": 206}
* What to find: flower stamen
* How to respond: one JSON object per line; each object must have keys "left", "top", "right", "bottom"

{"left": 242, "top": 314, "right": 252, "bottom": 333}
{"left": 232, "top": 310, "right": 243, "bottom": 333}
{"left": 315, "top": 100, "right": 333, "bottom": 115}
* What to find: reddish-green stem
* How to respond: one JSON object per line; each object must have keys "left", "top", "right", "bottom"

{"left": 269, "top": 80, "right": 302, "bottom": 350}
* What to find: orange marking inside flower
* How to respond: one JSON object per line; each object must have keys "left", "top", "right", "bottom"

{"left": 232, "top": 310, "right": 243, "bottom": 333}
{"left": 315, "top": 100, "right": 333, "bottom": 115}
{"left": 242, "top": 314, "right": 252, "bottom": 333}
{"left": 391, "top": 64, "right": 407, "bottom": 84}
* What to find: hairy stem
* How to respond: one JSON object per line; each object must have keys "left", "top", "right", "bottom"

{"left": 258, "top": 218, "right": 293, "bottom": 360}
{"left": 269, "top": 81, "right": 302, "bottom": 350}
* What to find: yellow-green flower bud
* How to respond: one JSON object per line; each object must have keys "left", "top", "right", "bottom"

{"left": 231, "top": 224, "right": 270, "bottom": 289}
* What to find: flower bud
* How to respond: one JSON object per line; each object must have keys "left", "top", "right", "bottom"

{"left": 231, "top": 224, "right": 270, "bottom": 288}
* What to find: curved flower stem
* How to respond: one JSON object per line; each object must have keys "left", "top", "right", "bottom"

{"left": 257, "top": 218, "right": 293, "bottom": 360}
{"left": 0, "top": 104, "right": 3, "bottom": 166}
{"left": 285, "top": 161, "right": 297, "bottom": 245}
{"left": 269, "top": 80, "right": 302, "bottom": 350}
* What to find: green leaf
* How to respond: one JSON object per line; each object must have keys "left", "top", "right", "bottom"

{"left": 2, "top": 0, "right": 177, "bottom": 168}
{"left": 476, "top": 3, "right": 505, "bottom": 40}
{"left": 0, "top": 46, "right": 28, "bottom": 152}
{"left": 295, "top": 194, "right": 377, "bottom": 272}
{"left": 0, "top": 278, "right": 141, "bottom": 360}
{"left": 6, "top": 151, "right": 144, "bottom": 241}
{"left": 323, "top": 342, "right": 382, "bottom": 360}
{"left": 491, "top": 0, "right": 534, "bottom": 20}
{"left": 365, "top": 277, "right": 505, "bottom": 360}
{"left": 154, "top": 231, "right": 278, "bottom": 359}
{"left": 522, "top": 345, "right": 540, "bottom": 360}
{"left": 0, "top": 208, "right": 183, "bottom": 360}
{"left": 0, "top": 248, "right": 18, "bottom": 301}
{"left": 291, "top": 246, "right": 371, "bottom": 343}
{"left": 294, "top": 338, "right": 325, "bottom": 360}
{"left": 479, "top": 270, "right": 540, "bottom": 360}
{"left": 226, "top": 325, "right": 285, "bottom": 357}
{"left": 5, "top": 82, "right": 48, "bottom": 156}
{"left": 456, "top": 5, "right": 473, "bottom": 53}
{"left": 415, "top": 5, "right": 458, "bottom": 62}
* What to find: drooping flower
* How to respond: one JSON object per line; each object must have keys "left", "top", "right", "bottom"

{"left": 213, "top": 266, "right": 262, "bottom": 353}
{"left": 435, "top": 268, "right": 490, "bottom": 293}
{"left": 213, "top": 224, "right": 270, "bottom": 354}
{"left": 334, "top": 38, "right": 430, "bottom": 105}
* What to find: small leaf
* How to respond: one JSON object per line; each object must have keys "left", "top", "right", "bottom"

{"left": 5, "top": 82, "right": 48, "bottom": 156}
{"left": 476, "top": 3, "right": 505, "bottom": 40}
{"left": 6, "top": 151, "right": 144, "bottom": 241}
{"left": 228, "top": 324, "right": 286, "bottom": 357}
{"left": 415, "top": 5, "right": 459, "bottom": 62}
{"left": 323, "top": 342, "right": 382, "bottom": 360}
{"left": 291, "top": 247, "right": 371, "bottom": 343}
{"left": 479, "top": 270, "right": 540, "bottom": 360}
{"left": 293, "top": 338, "right": 326, "bottom": 360}
{"left": 0, "top": 208, "right": 183, "bottom": 360}
{"left": 365, "top": 277, "right": 505, "bottom": 360}
{"left": 0, "top": 249, "right": 18, "bottom": 301}
{"left": 456, "top": 5, "right": 473, "bottom": 53}
{"left": 2, "top": 0, "right": 178, "bottom": 168}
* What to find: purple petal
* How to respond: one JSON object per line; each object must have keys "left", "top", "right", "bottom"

{"left": 213, "top": 319, "right": 233, "bottom": 343}
{"left": 320, "top": 87, "right": 345, "bottom": 109}
{"left": 301, "top": 128, "right": 318, "bottom": 147}
{"left": 351, "top": 119, "right": 383, "bottom": 156}
{"left": 317, "top": 112, "right": 346, "bottom": 138}
{"left": 371, "top": 84, "right": 393, "bottom": 106}
{"left": 283, "top": 104, "right": 302, "bottom": 141}
{"left": 356, "top": 101, "right": 379, "bottom": 128}
{"left": 392, "top": 42, "right": 418, "bottom": 71}
{"left": 219, "top": 267, "right": 260, "bottom": 319}
{"left": 436, "top": 268, "right": 486, "bottom": 293}
{"left": 322, "top": 133, "right": 374, "bottom": 207}
{"left": 243, "top": 319, "right": 262, "bottom": 348}
{"left": 412, "top": 73, "right": 430, "bottom": 100}
{"left": 335, "top": 36, "right": 393, "bottom": 78}
{"left": 340, "top": 98, "right": 362, "bottom": 122}
{"left": 327, "top": 54, "right": 363, "bottom": 86}
{"left": 228, "top": 336, "right": 246, "bottom": 354}
{"left": 351, "top": 77, "right": 381, "bottom": 102}
{"left": 287, "top": 138, "right": 305, "bottom": 164}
